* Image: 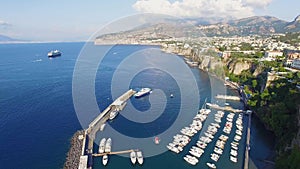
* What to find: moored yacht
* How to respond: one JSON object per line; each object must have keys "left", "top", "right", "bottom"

{"left": 102, "top": 155, "right": 108, "bottom": 166}
{"left": 109, "top": 110, "right": 119, "bottom": 120}
{"left": 130, "top": 151, "right": 137, "bottom": 164}
{"left": 137, "top": 151, "right": 144, "bottom": 165}
{"left": 105, "top": 138, "right": 112, "bottom": 153}
{"left": 183, "top": 155, "right": 199, "bottom": 165}
{"left": 207, "top": 162, "right": 216, "bottom": 169}
{"left": 98, "top": 138, "right": 106, "bottom": 153}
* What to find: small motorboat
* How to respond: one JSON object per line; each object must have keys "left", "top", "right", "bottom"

{"left": 207, "top": 162, "right": 216, "bottom": 169}
{"left": 137, "top": 151, "right": 144, "bottom": 165}
{"left": 154, "top": 136, "right": 160, "bottom": 144}
{"left": 102, "top": 155, "right": 108, "bottom": 166}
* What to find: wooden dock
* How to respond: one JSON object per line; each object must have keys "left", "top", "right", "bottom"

{"left": 92, "top": 149, "right": 138, "bottom": 157}
{"left": 206, "top": 103, "right": 243, "bottom": 113}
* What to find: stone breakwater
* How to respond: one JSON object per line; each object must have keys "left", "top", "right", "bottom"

{"left": 64, "top": 130, "right": 85, "bottom": 169}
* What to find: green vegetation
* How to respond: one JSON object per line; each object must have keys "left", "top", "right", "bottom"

{"left": 224, "top": 57, "right": 300, "bottom": 167}
{"left": 275, "top": 146, "right": 300, "bottom": 169}
{"left": 248, "top": 72, "right": 300, "bottom": 167}
{"left": 274, "top": 32, "right": 300, "bottom": 46}
{"left": 239, "top": 42, "right": 254, "bottom": 51}
{"left": 230, "top": 52, "right": 264, "bottom": 59}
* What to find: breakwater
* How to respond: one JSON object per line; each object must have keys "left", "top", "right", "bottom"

{"left": 64, "top": 130, "right": 85, "bottom": 169}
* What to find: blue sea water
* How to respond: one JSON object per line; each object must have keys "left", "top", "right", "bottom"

{"left": 0, "top": 43, "right": 275, "bottom": 169}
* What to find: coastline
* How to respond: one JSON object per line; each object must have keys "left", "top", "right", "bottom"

{"left": 63, "top": 43, "right": 275, "bottom": 169}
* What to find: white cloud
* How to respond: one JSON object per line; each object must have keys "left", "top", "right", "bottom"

{"left": 0, "top": 19, "right": 10, "bottom": 27}
{"left": 133, "top": 0, "right": 257, "bottom": 19}
{"left": 244, "top": 0, "right": 272, "bottom": 8}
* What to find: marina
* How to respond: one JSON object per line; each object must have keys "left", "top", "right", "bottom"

{"left": 76, "top": 88, "right": 251, "bottom": 169}
{"left": 165, "top": 99, "right": 250, "bottom": 168}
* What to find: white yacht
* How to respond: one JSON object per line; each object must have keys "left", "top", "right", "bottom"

{"left": 105, "top": 138, "right": 112, "bottom": 153}
{"left": 230, "top": 156, "right": 238, "bottom": 163}
{"left": 109, "top": 110, "right": 119, "bottom": 120}
{"left": 137, "top": 151, "right": 144, "bottom": 165}
{"left": 183, "top": 155, "right": 198, "bottom": 165}
{"left": 98, "top": 138, "right": 106, "bottom": 153}
{"left": 207, "top": 162, "right": 216, "bottom": 169}
{"left": 102, "top": 155, "right": 108, "bottom": 166}
{"left": 210, "top": 153, "right": 220, "bottom": 162}
{"left": 130, "top": 151, "right": 137, "bottom": 164}
{"left": 134, "top": 88, "right": 151, "bottom": 98}
{"left": 166, "top": 145, "right": 180, "bottom": 153}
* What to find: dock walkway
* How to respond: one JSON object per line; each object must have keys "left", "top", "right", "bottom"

{"left": 215, "top": 94, "right": 241, "bottom": 101}
{"left": 92, "top": 149, "right": 138, "bottom": 157}
{"left": 244, "top": 112, "right": 252, "bottom": 169}
{"left": 206, "top": 103, "right": 243, "bottom": 113}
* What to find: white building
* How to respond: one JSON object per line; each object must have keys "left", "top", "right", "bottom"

{"left": 291, "top": 59, "right": 300, "bottom": 70}
{"left": 264, "top": 51, "right": 283, "bottom": 61}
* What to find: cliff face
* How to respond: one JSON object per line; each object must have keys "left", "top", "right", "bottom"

{"left": 162, "top": 45, "right": 254, "bottom": 77}
{"left": 227, "top": 60, "right": 251, "bottom": 75}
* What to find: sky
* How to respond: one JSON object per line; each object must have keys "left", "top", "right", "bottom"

{"left": 0, "top": 0, "right": 299, "bottom": 41}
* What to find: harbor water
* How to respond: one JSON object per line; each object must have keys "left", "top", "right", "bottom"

{"left": 0, "top": 43, "right": 275, "bottom": 169}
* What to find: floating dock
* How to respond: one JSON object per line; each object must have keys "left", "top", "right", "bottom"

{"left": 206, "top": 103, "right": 243, "bottom": 113}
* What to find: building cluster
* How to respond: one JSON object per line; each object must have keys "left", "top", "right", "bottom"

{"left": 200, "top": 35, "right": 300, "bottom": 70}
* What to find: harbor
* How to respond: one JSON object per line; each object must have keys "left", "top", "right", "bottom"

{"left": 71, "top": 89, "right": 251, "bottom": 169}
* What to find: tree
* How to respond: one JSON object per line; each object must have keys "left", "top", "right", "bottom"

{"left": 252, "top": 79, "right": 257, "bottom": 89}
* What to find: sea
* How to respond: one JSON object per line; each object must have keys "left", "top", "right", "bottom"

{"left": 0, "top": 42, "right": 275, "bottom": 169}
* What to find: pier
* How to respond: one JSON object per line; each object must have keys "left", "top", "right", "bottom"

{"left": 206, "top": 103, "right": 243, "bottom": 113}
{"left": 92, "top": 149, "right": 138, "bottom": 157}
{"left": 243, "top": 111, "right": 252, "bottom": 169}
{"left": 215, "top": 94, "right": 241, "bottom": 101}
{"left": 79, "top": 89, "right": 136, "bottom": 169}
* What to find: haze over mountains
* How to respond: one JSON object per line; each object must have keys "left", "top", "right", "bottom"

{"left": 1, "top": 15, "right": 299, "bottom": 42}
{"left": 0, "top": 34, "right": 16, "bottom": 42}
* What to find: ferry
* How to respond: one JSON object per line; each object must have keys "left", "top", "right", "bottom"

{"left": 47, "top": 50, "right": 61, "bottom": 57}
{"left": 137, "top": 151, "right": 143, "bottom": 165}
{"left": 134, "top": 88, "right": 151, "bottom": 98}
{"left": 130, "top": 151, "right": 137, "bottom": 164}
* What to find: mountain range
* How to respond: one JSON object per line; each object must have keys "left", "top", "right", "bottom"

{"left": 0, "top": 34, "right": 16, "bottom": 42}
{"left": 198, "top": 15, "right": 300, "bottom": 36}
{"left": 96, "top": 15, "right": 300, "bottom": 41}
